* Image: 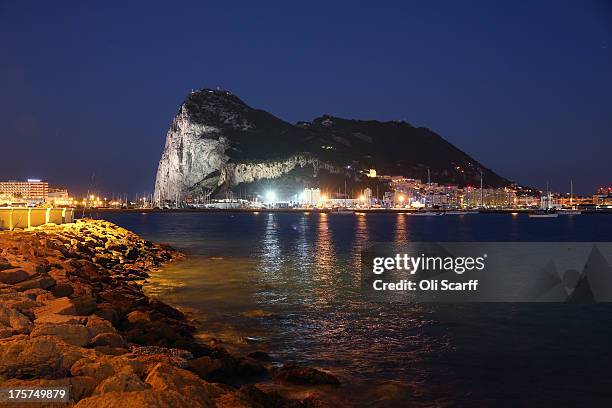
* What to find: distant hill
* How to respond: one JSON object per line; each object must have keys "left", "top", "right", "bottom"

{"left": 154, "top": 89, "right": 512, "bottom": 202}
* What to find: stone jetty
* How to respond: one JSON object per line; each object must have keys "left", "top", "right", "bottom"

{"left": 0, "top": 219, "right": 340, "bottom": 407}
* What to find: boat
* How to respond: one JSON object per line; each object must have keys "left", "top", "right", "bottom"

{"left": 528, "top": 210, "right": 559, "bottom": 218}
{"left": 529, "top": 182, "right": 558, "bottom": 218}
{"left": 332, "top": 208, "right": 354, "bottom": 214}
{"left": 445, "top": 210, "right": 470, "bottom": 215}
{"left": 410, "top": 211, "right": 444, "bottom": 216}
{"left": 559, "top": 180, "right": 581, "bottom": 215}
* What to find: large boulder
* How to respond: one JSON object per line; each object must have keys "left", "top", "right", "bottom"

{"left": 0, "top": 268, "right": 29, "bottom": 284}
{"left": 0, "top": 305, "right": 33, "bottom": 334}
{"left": 86, "top": 315, "right": 118, "bottom": 337}
{"left": 34, "top": 297, "right": 78, "bottom": 317}
{"left": 145, "top": 362, "right": 228, "bottom": 406}
{"left": 30, "top": 323, "right": 91, "bottom": 347}
{"left": 74, "top": 390, "right": 195, "bottom": 408}
{"left": 90, "top": 332, "right": 127, "bottom": 348}
{"left": 274, "top": 363, "right": 340, "bottom": 387}
{"left": 13, "top": 275, "right": 56, "bottom": 291}
{"left": 0, "top": 336, "right": 94, "bottom": 379}
{"left": 93, "top": 371, "right": 146, "bottom": 394}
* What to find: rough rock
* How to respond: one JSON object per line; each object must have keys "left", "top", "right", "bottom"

{"left": 0, "top": 336, "right": 94, "bottom": 379}
{"left": 145, "top": 362, "right": 228, "bottom": 406}
{"left": 0, "top": 304, "right": 33, "bottom": 334}
{"left": 30, "top": 323, "right": 91, "bottom": 346}
{"left": 274, "top": 363, "right": 341, "bottom": 387}
{"left": 90, "top": 332, "right": 127, "bottom": 348}
{"left": 74, "top": 390, "right": 196, "bottom": 408}
{"left": 93, "top": 371, "right": 146, "bottom": 394}
{"left": 0, "top": 268, "right": 29, "bottom": 284}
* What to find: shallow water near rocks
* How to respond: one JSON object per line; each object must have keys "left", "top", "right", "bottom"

{"left": 96, "top": 212, "right": 612, "bottom": 406}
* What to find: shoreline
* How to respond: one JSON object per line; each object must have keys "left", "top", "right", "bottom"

{"left": 0, "top": 219, "right": 342, "bottom": 407}
{"left": 81, "top": 208, "right": 612, "bottom": 215}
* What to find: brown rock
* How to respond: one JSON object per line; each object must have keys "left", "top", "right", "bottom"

{"left": 0, "top": 336, "right": 93, "bottom": 379}
{"left": 94, "top": 371, "right": 146, "bottom": 394}
{"left": 34, "top": 297, "right": 77, "bottom": 318}
{"left": 86, "top": 314, "right": 117, "bottom": 337}
{"left": 0, "top": 268, "right": 29, "bottom": 284}
{"left": 13, "top": 275, "right": 56, "bottom": 291}
{"left": 0, "top": 305, "right": 33, "bottom": 334}
{"left": 187, "top": 356, "right": 224, "bottom": 380}
{"left": 126, "top": 310, "right": 151, "bottom": 325}
{"left": 274, "top": 363, "right": 340, "bottom": 387}
{"left": 70, "top": 359, "right": 115, "bottom": 382}
{"left": 22, "top": 288, "right": 49, "bottom": 300}
{"left": 51, "top": 282, "right": 74, "bottom": 298}
{"left": 74, "top": 390, "right": 195, "bottom": 408}
{"left": 90, "top": 332, "right": 127, "bottom": 348}
{"left": 93, "top": 303, "right": 120, "bottom": 326}
{"left": 247, "top": 350, "right": 272, "bottom": 362}
{"left": 149, "top": 299, "right": 184, "bottom": 320}
{"left": 145, "top": 362, "right": 228, "bottom": 405}
{"left": 71, "top": 295, "right": 97, "bottom": 315}
{"left": 0, "top": 326, "right": 14, "bottom": 338}
{"left": 36, "top": 291, "right": 57, "bottom": 303}
{"left": 236, "top": 357, "right": 267, "bottom": 378}
{"left": 35, "top": 313, "right": 87, "bottom": 325}
{"left": 94, "top": 346, "right": 130, "bottom": 355}
{"left": 71, "top": 375, "right": 98, "bottom": 401}
{"left": 216, "top": 385, "right": 300, "bottom": 408}
{"left": 30, "top": 323, "right": 91, "bottom": 347}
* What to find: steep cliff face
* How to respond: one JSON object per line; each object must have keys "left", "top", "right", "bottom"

{"left": 154, "top": 89, "right": 511, "bottom": 203}
{"left": 153, "top": 104, "right": 229, "bottom": 202}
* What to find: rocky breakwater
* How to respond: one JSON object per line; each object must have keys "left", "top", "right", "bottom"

{"left": 0, "top": 219, "right": 341, "bottom": 407}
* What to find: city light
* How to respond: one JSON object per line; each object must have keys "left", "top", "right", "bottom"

{"left": 266, "top": 190, "right": 276, "bottom": 203}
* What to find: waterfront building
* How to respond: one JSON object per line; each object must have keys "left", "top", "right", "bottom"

{"left": 461, "top": 187, "right": 517, "bottom": 208}
{"left": 593, "top": 193, "right": 612, "bottom": 207}
{"left": 46, "top": 188, "right": 74, "bottom": 207}
{"left": 556, "top": 195, "right": 595, "bottom": 207}
{"left": 0, "top": 179, "right": 49, "bottom": 204}
{"left": 301, "top": 188, "right": 321, "bottom": 206}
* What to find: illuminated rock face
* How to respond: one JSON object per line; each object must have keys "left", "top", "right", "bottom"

{"left": 154, "top": 89, "right": 513, "bottom": 203}
{"left": 153, "top": 89, "right": 339, "bottom": 203}
{"left": 153, "top": 104, "right": 229, "bottom": 203}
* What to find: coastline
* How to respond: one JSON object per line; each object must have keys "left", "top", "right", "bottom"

{"left": 0, "top": 219, "right": 342, "bottom": 407}
{"left": 81, "top": 208, "right": 612, "bottom": 215}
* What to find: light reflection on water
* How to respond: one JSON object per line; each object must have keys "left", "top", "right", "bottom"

{"left": 98, "top": 212, "right": 612, "bottom": 406}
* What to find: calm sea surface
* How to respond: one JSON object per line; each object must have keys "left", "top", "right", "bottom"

{"left": 97, "top": 212, "right": 612, "bottom": 406}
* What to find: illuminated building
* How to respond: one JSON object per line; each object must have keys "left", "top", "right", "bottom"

{"left": 0, "top": 179, "right": 49, "bottom": 203}
{"left": 301, "top": 188, "right": 321, "bottom": 205}
{"left": 462, "top": 187, "right": 517, "bottom": 208}
{"left": 46, "top": 189, "right": 74, "bottom": 207}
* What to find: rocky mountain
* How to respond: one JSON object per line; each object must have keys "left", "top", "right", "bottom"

{"left": 154, "top": 89, "right": 512, "bottom": 203}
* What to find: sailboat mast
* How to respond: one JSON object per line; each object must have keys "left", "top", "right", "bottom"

{"left": 479, "top": 169, "right": 483, "bottom": 208}
{"left": 427, "top": 168, "right": 431, "bottom": 208}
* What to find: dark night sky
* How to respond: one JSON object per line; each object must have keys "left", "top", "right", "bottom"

{"left": 1, "top": 1, "right": 610, "bottom": 196}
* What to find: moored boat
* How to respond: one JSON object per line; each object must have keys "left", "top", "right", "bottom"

{"left": 528, "top": 210, "right": 559, "bottom": 218}
{"left": 410, "top": 211, "right": 444, "bottom": 216}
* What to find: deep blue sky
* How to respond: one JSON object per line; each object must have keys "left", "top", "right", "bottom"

{"left": 1, "top": 1, "right": 610, "bottom": 196}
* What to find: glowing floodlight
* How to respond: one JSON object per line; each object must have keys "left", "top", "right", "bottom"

{"left": 266, "top": 190, "right": 276, "bottom": 203}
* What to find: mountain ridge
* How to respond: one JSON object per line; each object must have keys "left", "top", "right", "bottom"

{"left": 154, "top": 89, "right": 512, "bottom": 203}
